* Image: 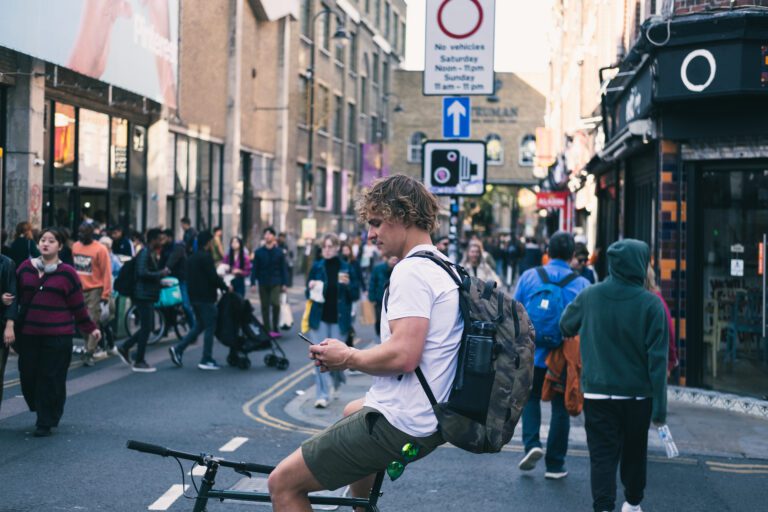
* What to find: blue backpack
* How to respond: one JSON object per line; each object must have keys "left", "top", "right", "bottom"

{"left": 524, "top": 267, "right": 579, "bottom": 349}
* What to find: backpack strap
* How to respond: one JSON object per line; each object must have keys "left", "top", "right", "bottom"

{"left": 414, "top": 367, "right": 438, "bottom": 406}
{"left": 556, "top": 272, "right": 580, "bottom": 288}
{"left": 536, "top": 266, "right": 580, "bottom": 288}
{"left": 535, "top": 266, "right": 550, "bottom": 284}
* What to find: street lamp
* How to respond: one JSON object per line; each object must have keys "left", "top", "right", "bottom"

{"left": 383, "top": 93, "right": 404, "bottom": 113}
{"left": 305, "top": 7, "right": 350, "bottom": 219}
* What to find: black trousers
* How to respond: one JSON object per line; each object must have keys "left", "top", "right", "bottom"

{"left": 583, "top": 398, "right": 652, "bottom": 512}
{"left": 17, "top": 335, "right": 73, "bottom": 428}
{"left": 0, "top": 343, "right": 9, "bottom": 411}
{"left": 122, "top": 299, "right": 154, "bottom": 363}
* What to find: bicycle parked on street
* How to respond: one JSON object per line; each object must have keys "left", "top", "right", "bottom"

{"left": 124, "top": 277, "right": 191, "bottom": 345}
{"left": 127, "top": 440, "right": 386, "bottom": 511}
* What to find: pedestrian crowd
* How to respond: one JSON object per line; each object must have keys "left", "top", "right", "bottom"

{"left": 1, "top": 176, "right": 678, "bottom": 512}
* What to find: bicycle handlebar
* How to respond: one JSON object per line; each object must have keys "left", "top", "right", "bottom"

{"left": 126, "top": 440, "right": 275, "bottom": 474}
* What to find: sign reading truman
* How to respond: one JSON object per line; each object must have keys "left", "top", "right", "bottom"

{"left": 0, "top": 0, "right": 179, "bottom": 108}
{"left": 424, "top": 0, "right": 496, "bottom": 95}
{"left": 423, "top": 140, "right": 487, "bottom": 196}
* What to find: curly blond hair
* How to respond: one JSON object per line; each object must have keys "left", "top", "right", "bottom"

{"left": 356, "top": 174, "right": 440, "bottom": 233}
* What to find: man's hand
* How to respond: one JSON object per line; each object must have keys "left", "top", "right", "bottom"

{"left": 161, "top": 268, "right": 171, "bottom": 277}
{"left": 309, "top": 339, "right": 354, "bottom": 371}
{"left": 3, "top": 322, "right": 14, "bottom": 346}
{"left": 652, "top": 421, "right": 665, "bottom": 428}
{"left": 2, "top": 293, "right": 14, "bottom": 306}
{"left": 91, "top": 329, "right": 102, "bottom": 343}
{"left": 281, "top": 285, "right": 288, "bottom": 293}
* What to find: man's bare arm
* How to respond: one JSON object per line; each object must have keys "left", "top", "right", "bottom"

{"left": 309, "top": 317, "right": 429, "bottom": 376}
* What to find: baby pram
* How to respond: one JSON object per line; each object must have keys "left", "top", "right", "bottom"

{"left": 216, "top": 292, "right": 289, "bottom": 370}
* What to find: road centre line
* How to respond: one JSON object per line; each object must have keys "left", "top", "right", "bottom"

{"left": 705, "top": 461, "right": 768, "bottom": 470}
{"left": 242, "top": 362, "right": 321, "bottom": 435}
{"left": 148, "top": 484, "right": 189, "bottom": 511}
{"left": 707, "top": 467, "right": 768, "bottom": 475}
{"left": 220, "top": 436, "right": 249, "bottom": 452}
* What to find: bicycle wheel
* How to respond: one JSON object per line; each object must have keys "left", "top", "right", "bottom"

{"left": 124, "top": 305, "right": 165, "bottom": 344}
{"left": 173, "top": 306, "right": 192, "bottom": 340}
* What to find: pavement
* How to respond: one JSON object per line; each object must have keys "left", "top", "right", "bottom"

{"left": 286, "top": 355, "right": 768, "bottom": 462}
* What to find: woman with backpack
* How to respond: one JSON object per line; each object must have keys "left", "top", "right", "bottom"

{"left": 15, "top": 227, "right": 101, "bottom": 437}
{"left": 225, "top": 236, "right": 251, "bottom": 297}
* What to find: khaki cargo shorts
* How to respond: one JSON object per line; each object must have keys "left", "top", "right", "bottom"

{"left": 301, "top": 407, "right": 444, "bottom": 491}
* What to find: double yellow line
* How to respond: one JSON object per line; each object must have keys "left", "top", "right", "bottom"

{"left": 242, "top": 362, "right": 323, "bottom": 436}
{"left": 706, "top": 461, "right": 768, "bottom": 475}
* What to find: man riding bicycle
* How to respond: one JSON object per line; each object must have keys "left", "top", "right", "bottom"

{"left": 268, "top": 175, "right": 464, "bottom": 511}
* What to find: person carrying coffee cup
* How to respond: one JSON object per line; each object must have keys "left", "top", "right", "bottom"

{"left": 305, "top": 233, "right": 360, "bottom": 408}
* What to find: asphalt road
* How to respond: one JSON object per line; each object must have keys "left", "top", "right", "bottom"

{"left": 2, "top": 320, "right": 768, "bottom": 511}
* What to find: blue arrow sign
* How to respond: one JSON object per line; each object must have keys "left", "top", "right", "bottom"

{"left": 442, "top": 97, "right": 470, "bottom": 139}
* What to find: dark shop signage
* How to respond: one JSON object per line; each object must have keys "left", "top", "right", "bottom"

{"left": 655, "top": 41, "right": 768, "bottom": 102}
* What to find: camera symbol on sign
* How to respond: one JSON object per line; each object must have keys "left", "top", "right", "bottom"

{"left": 431, "top": 149, "right": 479, "bottom": 187}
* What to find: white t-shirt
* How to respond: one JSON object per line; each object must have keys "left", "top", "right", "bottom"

{"left": 363, "top": 244, "right": 464, "bottom": 437}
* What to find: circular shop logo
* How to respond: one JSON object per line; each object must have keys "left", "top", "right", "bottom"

{"left": 437, "top": 0, "right": 484, "bottom": 40}
{"left": 680, "top": 49, "right": 716, "bottom": 93}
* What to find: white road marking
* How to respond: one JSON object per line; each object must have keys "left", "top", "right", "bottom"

{"left": 148, "top": 484, "right": 188, "bottom": 510}
{"left": 190, "top": 465, "right": 207, "bottom": 476}
{"left": 219, "top": 436, "right": 248, "bottom": 452}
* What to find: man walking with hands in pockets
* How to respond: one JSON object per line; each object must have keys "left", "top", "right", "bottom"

{"left": 268, "top": 175, "right": 464, "bottom": 511}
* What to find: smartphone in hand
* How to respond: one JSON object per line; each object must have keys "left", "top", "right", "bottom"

{"left": 298, "top": 332, "right": 315, "bottom": 345}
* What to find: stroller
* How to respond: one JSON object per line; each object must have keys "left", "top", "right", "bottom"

{"left": 216, "top": 292, "right": 290, "bottom": 370}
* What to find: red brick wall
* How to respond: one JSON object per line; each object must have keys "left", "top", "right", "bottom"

{"left": 674, "top": 0, "right": 768, "bottom": 14}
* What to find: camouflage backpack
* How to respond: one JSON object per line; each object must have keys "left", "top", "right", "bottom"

{"left": 387, "top": 251, "right": 535, "bottom": 454}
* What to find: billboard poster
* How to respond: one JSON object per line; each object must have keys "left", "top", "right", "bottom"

{"left": 0, "top": 0, "right": 179, "bottom": 108}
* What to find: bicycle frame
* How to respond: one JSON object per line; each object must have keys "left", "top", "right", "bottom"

{"left": 127, "top": 440, "right": 385, "bottom": 511}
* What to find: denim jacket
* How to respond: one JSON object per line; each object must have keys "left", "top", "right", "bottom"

{"left": 306, "top": 258, "right": 360, "bottom": 334}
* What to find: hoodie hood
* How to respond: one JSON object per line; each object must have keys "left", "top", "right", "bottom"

{"left": 607, "top": 239, "right": 649, "bottom": 287}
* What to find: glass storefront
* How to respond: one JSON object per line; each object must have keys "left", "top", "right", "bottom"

{"left": 43, "top": 100, "right": 148, "bottom": 233}
{"left": 167, "top": 133, "right": 223, "bottom": 238}
{"left": 697, "top": 166, "right": 768, "bottom": 398}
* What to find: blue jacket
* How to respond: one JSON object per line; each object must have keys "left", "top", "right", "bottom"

{"left": 251, "top": 245, "right": 288, "bottom": 287}
{"left": 514, "top": 259, "right": 590, "bottom": 368}
{"left": 368, "top": 261, "right": 392, "bottom": 304}
{"left": 306, "top": 258, "right": 360, "bottom": 334}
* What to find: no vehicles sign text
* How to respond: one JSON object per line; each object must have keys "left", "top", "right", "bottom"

{"left": 424, "top": 0, "right": 496, "bottom": 95}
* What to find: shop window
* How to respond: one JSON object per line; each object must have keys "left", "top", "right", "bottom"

{"left": 408, "top": 131, "right": 427, "bottom": 163}
{"left": 110, "top": 117, "right": 129, "bottom": 190}
{"left": 78, "top": 108, "right": 109, "bottom": 189}
{"left": 485, "top": 133, "right": 503, "bottom": 165}
{"left": 53, "top": 103, "right": 76, "bottom": 187}
{"left": 519, "top": 134, "right": 536, "bottom": 167}
{"left": 175, "top": 136, "right": 189, "bottom": 194}
{"left": 130, "top": 124, "right": 147, "bottom": 191}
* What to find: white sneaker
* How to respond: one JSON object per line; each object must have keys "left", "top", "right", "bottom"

{"left": 544, "top": 470, "right": 568, "bottom": 480}
{"left": 621, "top": 502, "right": 643, "bottom": 512}
{"left": 314, "top": 398, "right": 328, "bottom": 409}
{"left": 518, "top": 447, "right": 544, "bottom": 471}
{"left": 92, "top": 349, "right": 108, "bottom": 360}
{"left": 330, "top": 387, "right": 339, "bottom": 401}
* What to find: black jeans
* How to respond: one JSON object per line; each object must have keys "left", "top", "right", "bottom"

{"left": 174, "top": 302, "right": 217, "bottom": 363}
{"left": 17, "top": 335, "right": 73, "bottom": 428}
{"left": 583, "top": 398, "right": 653, "bottom": 512}
{"left": 0, "top": 343, "right": 9, "bottom": 411}
{"left": 122, "top": 299, "right": 154, "bottom": 363}
{"left": 258, "top": 284, "right": 281, "bottom": 333}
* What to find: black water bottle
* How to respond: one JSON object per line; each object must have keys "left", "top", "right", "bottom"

{"left": 465, "top": 321, "right": 496, "bottom": 376}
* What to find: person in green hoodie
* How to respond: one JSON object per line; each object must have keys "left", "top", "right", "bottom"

{"left": 560, "top": 239, "right": 668, "bottom": 512}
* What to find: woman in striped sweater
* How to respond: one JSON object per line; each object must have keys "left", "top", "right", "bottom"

{"left": 16, "top": 227, "right": 101, "bottom": 437}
